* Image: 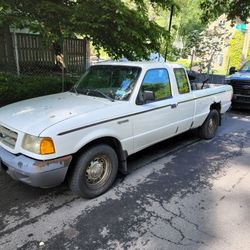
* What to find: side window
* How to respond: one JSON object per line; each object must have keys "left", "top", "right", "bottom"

{"left": 174, "top": 68, "right": 190, "bottom": 94}
{"left": 140, "top": 69, "right": 171, "bottom": 102}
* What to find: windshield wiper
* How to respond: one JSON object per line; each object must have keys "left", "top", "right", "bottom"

{"left": 88, "top": 89, "right": 114, "bottom": 102}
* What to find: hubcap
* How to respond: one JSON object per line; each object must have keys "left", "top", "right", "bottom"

{"left": 208, "top": 118, "right": 214, "bottom": 129}
{"left": 208, "top": 116, "right": 217, "bottom": 135}
{"left": 85, "top": 156, "right": 110, "bottom": 185}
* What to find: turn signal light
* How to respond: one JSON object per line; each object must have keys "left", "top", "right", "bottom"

{"left": 40, "top": 138, "right": 55, "bottom": 155}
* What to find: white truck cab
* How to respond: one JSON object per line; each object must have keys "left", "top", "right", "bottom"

{"left": 0, "top": 62, "right": 232, "bottom": 198}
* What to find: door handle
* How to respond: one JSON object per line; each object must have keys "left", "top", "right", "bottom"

{"left": 171, "top": 103, "right": 178, "bottom": 108}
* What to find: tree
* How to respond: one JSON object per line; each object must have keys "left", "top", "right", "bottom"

{"left": 184, "top": 30, "right": 202, "bottom": 69}
{"left": 177, "top": 0, "right": 205, "bottom": 58}
{"left": 0, "top": 0, "right": 178, "bottom": 60}
{"left": 226, "top": 30, "right": 245, "bottom": 69}
{"left": 200, "top": 0, "right": 250, "bottom": 24}
{"left": 152, "top": 0, "right": 205, "bottom": 60}
{"left": 194, "top": 17, "right": 232, "bottom": 73}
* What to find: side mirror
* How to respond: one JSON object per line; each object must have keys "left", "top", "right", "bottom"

{"left": 229, "top": 67, "right": 237, "bottom": 75}
{"left": 143, "top": 90, "right": 155, "bottom": 103}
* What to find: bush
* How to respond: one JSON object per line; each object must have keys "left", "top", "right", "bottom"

{"left": 227, "top": 30, "right": 244, "bottom": 69}
{"left": 0, "top": 74, "right": 76, "bottom": 107}
{"left": 176, "top": 59, "right": 191, "bottom": 68}
{"left": 175, "top": 58, "right": 198, "bottom": 69}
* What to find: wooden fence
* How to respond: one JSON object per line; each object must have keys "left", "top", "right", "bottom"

{"left": 0, "top": 31, "right": 90, "bottom": 75}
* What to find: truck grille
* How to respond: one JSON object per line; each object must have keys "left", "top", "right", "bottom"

{"left": 232, "top": 80, "right": 250, "bottom": 95}
{"left": 0, "top": 125, "right": 18, "bottom": 149}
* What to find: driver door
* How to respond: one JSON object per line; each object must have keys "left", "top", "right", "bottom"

{"left": 133, "top": 68, "right": 178, "bottom": 152}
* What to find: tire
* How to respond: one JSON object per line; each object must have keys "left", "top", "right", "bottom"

{"left": 198, "top": 109, "right": 220, "bottom": 140}
{"left": 69, "top": 144, "right": 118, "bottom": 198}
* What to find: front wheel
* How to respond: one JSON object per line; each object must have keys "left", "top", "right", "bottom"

{"left": 69, "top": 144, "right": 118, "bottom": 198}
{"left": 198, "top": 109, "right": 220, "bottom": 140}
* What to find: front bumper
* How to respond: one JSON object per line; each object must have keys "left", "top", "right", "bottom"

{"left": 232, "top": 94, "right": 250, "bottom": 109}
{"left": 0, "top": 146, "right": 72, "bottom": 188}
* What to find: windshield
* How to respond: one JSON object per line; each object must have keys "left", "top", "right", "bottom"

{"left": 239, "top": 60, "right": 250, "bottom": 72}
{"left": 75, "top": 65, "right": 141, "bottom": 101}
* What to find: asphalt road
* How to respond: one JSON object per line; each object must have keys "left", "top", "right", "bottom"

{"left": 1, "top": 109, "right": 250, "bottom": 250}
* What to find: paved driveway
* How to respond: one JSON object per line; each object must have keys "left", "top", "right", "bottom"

{"left": 0, "top": 110, "right": 250, "bottom": 250}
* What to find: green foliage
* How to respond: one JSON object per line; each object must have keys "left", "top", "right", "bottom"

{"left": 0, "top": 74, "right": 74, "bottom": 107}
{"left": 0, "top": 0, "right": 178, "bottom": 60}
{"left": 153, "top": 0, "right": 206, "bottom": 60}
{"left": 200, "top": 0, "right": 250, "bottom": 24}
{"left": 177, "top": 0, "right": 205, "bottom": 56}
{"left": 176, "top": 59, "right": 190, "bottom": 68}
{"left": 195, "top": 18, "right": 231, "bottom": 73}
{"left": 175, "top": 58, "right": 199, "bottom": 69}
{"left": 227, "top": 30, "right": 244, "bottom": 69}
{"left": 182, "top": 30, "right": 202, "bottom": 58}
{"left": 213, "top": 68, "right": 227, "bottom": 75}
{"left": 143, "top": 83, "right": 171, "bottom": 99}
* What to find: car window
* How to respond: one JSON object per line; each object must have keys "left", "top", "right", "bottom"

{"left": 174, "top": 68, "right": 190, "bottom": 94}
{"left": 240, "top": 60, "right": 250, "bottom": 72}
{"left": 140, "top": 69, "right": 171, "bottom": 102}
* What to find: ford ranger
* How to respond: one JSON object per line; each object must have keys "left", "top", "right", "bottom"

{"left": 0, "top": 62, "right": 232, "bottom": 198}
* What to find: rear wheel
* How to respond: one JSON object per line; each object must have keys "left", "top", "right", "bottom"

{"left": 69, "top": 144, "right": 118, "bottom": 198}
{"left": 198, "top": 109, "right": 220, "bottom": 140}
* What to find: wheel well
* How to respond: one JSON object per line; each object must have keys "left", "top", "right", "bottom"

{"left": 69, "top": 137, "right": 127, "bottom": 175}
{"left": 210, "top": 102, "right": 221, "bottom": 112}
{"left": 210, "top": 102, "right": 221, "bottom": 125}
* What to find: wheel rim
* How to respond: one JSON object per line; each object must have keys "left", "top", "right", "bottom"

{"left": 208, "top": 115, "right": 218, "bottom": 135}
{"left": 85, "top": 155, "right": 112, "bottom": 188}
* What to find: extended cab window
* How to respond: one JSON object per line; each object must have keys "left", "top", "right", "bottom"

{"left": 174, "top": 68, "right": 190, "bottom": 94}
{"left": 139, "top": 69, "right": 171, "bottom": 103}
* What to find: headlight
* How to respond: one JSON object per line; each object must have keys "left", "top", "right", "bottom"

{"left": 22, "top": 134, "right": 55, "bottom": 155}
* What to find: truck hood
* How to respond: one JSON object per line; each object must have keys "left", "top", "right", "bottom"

{"left": 226, "top": 72, "right": 250, "bottom": 81}
{"left": 0, "top": 92, "right": 112, "bottom": 136}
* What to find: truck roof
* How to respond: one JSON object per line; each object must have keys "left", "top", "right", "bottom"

{"left": 95, "top": 61, "right": 185, "bottom": 70}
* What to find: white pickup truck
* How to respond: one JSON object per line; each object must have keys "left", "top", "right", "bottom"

{"left": 0, "top": 62, "right": 232, "bottom": 198}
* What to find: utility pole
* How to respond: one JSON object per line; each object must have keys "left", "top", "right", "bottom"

{"left": 164, "top": 5, "right": 174, "bottom": 61}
